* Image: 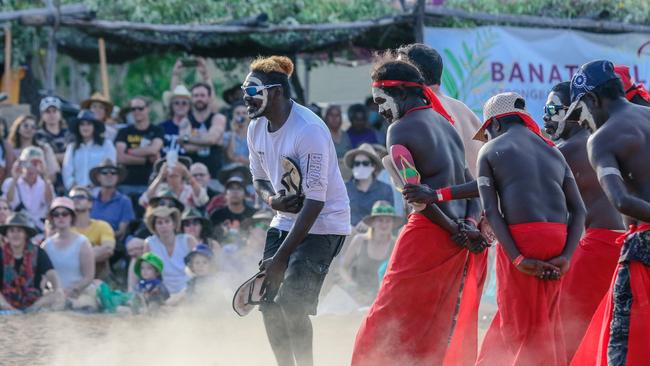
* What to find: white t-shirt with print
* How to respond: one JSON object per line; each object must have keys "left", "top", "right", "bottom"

{"left": 248, "top": 102, "right": 351, "bottom": 236}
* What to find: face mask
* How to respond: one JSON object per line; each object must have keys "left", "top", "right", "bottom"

{"left": 372, "top": 88, "right": 399, "bottom": 122}
{"left": 353, "top": 166, "right": 374, "bottom": 180}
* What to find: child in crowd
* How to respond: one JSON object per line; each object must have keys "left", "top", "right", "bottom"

{"left": 183, "top": 244, "right": 217, "bottom": 299}
{"left": 132, "top": 252, "right": 170, "bottom": 313}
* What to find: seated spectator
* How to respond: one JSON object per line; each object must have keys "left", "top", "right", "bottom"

{"left": 0, "top": 213, "right": 64, "bottom": 311}
{"left": 42, "top": 197, "right": 97, "bottom": 311}
{"left": 183, "top": 244, "right": 217, "bottom": 299}
{"left": 69, "top": 186, "right": 115, "bottom": 281}
{"left": 62, "top": 110, "right": 116, "bottom": 190}
{"left": 343, "top": 144, "right": 394, "bottom": 226}
{"left": 128, "top": 206, "right": 197, "bottom": 294}
{"left": 209, "top": 177, "right": 255, "bottom": 243}
{"left": 80, "top": 92, "right": 117, "bottom": 141}
{"left": 339, "top": 201, "right": 401, "bottom": 305}
{"left": 139, "top": 157, "right": 208, "bottom": 210}
{"left": 2, "top": 147, "right": 55, "bottom": 231}
{"left": 89, "top": 159, "right": 134, "bottom": 243}
{"left": 0, "top": 117, "right": 15, "bottom": 184}
{"left": 115, "top": 96, "right": 164, "bottom": 199}
{"left": 190, "top": 162, "right": 219, "bottom": 203}
{"left": 221, "top": 209, "right": 273, "bottom": 277}
{"left": 181, "top": 208, "right": 220, "bottom": 250}
{"left": 324, "top": 105, "right": 351, "bottom": 159}
{"left": 224, "top": 102, "right": 250, "bottom": 165}
{"left": 207, "top": 163, "right": 253, "bottom": 214}
{"left": 36, "top": 96, "right": 70, "bottom": 168}
{"left": 8, "top": 115, "right": 59, "bottom": 181}
{"left": 0, "top": 198, "right": 11, "bottom": 226}
{"left": 346, "top": 104, "right": 380, "bottom": 148}
{"left": 160, "top": 85, "right": 192, "bottom": 158}
{"left": 132, "top": 252, "right": 169, "bottom": 312}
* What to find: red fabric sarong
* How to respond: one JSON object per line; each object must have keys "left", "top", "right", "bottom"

{"left": 570, "top": 223, "right": 650, "bottom": 366}
{"left": 351, "top": 213, "right": 482, "bottom": 366}
{"left": 477, "top": 222, "right": 568, "bottom": 366}
{"left": 560, "top": 228, "right": 624, "bottom": 361}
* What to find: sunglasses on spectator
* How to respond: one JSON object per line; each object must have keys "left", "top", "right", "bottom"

{"left": 69, "top": 194, "right": 89, "bottom": 201}
{"left": 173, "top": 100, "right": 190, "bottom": 106}
{"left": 100, "top": 169, "right": 118, "bottom": 175}
{"left": 157, "top": 199, "right": 176, "bottom": 207}
{"left": 353, "top": 160, "right": 372, "bottom": 167}
{"left": 543, "top": 104, "right": 567, "bottom": 116}
{"left": 182, "top": 219, "right": 203, "bottom": 227}
{"left": 51, "top": 210, "right": 71, "bottom": 218}
{"left": 192, "top": 173, "right": 207, "bottom": 178}
{"left": 241, "top": 84, "right": 281, "bottom": 97}
{"left": 131, "top": 106, "right": 147, "bottom": 111}
{"left": 21, "top": 123, "right": 36, "bottom": 129}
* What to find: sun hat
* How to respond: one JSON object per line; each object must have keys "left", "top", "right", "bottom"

{"left": 149, "top": 187, "right": 185, "bottom": 212}
{"left": 0, "top": 212, "right": 38, "bottom": 237}
{"left": 89, "top": 159, "right": 127, "bottom": 186}
{"left": 144, "top": 205, "right": 181, "bottom": 234}
{"left": 80, "top": 92, "right": 114, "bottom": 116}
{"left": 181, "top": 208, "right": 210, "bottom": 227}
{"left": 134, "top": 252, "right": 164, "bottom": 279}
{"left": 184, "top": 243, "right": 214, "bottom": 265}
{"left": 70, "top": 109, "right": 105, "bottom": 135}
{"left": 163, "top": 84, "right": 192, "bottom": 107}
{"left": 362, "top": 200, "right": 404, "bottom": 226}
{"left": 49, "top": 197, "right": 76, "bottom": 216}
{"left": 343, "top": 143, "right": 383, "bottom": 171}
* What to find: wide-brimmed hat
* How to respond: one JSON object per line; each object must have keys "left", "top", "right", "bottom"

{"left": 0, "top": 212, "right": 38, "bottom": 237}
{"left": 163, "top": 85, "right": 192, "bottom": 107}
{"left": 49, "top": 197, "right": 76, "bottom": 216}
{"left": 218, "top": 163, "right": 252, "bottom": 185}
{"left": 344, "top": 143, "right": 383, "bottom": 171}
{"left": 134, "top": 252, "right": 164, "bottom": 279}
{"left": 89, "top": 159, "right": 128, "bottom": 186}
{"left": 149, "top": 187, "right": 185, "bottom": 212}
{"left": 181, "top": 208, "right": 209, "bottom": 227}
{"left": 80, "top": 92, "right": 114, "bottom": 116}
{"left": 70, "top": 109, "right": 105, "bottom": 135}
{"left": 145, "top": 205, "right": 181, "bottom": 234}
{"left": 153, "top": 156, "right": 193, "bottom": 176}
{"left": 184, "top": 243, "right": 214, "bottom": 265}
{"left": 362, "top": 200, "right": 404, "bottom": 226}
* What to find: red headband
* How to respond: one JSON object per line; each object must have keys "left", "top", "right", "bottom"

{"left": 483, "top": 111, "right": 555, "bottom": 147}
{"left": 372, "top": 80, "right": 454, "bottom": 125}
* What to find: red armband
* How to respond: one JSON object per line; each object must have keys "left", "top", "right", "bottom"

{"left": 513, "top": 255, "right": 525, "bottom": 267}
{"left": 435, "top": 187, "right": 453, "bottom": 202}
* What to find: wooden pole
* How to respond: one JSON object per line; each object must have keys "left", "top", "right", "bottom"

{"left": 414, "top": 0, "right": 425, "bottom": 43}
{"left": 44, "top": 0, "right": 57, "bottom": 94}
{"left": 2, "top": 23, "right": 11, "bottom": 101}
{"left": 98, "top": 37, "right": 109, "bottom": 99}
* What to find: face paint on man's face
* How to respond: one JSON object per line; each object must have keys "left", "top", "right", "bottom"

{"left": 242, "top": 74, "right": 269, "bottom": 118}
{"left": 372, "top": 88, "right": 399, "bottom": 122}
{"left": 576, "top": 100, "right": 597, "bottom": 133}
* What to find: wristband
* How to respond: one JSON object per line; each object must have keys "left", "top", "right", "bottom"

{"left": 435, "top": 187, "right": 453, "bottom": 202}
{"left": 513, "top": 255, "right": 525, "bottom": 267}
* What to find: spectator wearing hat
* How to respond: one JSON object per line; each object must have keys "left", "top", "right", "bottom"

{"left": 132, "top": 252, "right": 170, "bottom": 311}
{"left": 69, "top": 186, "right": 115, "bottom": 281}
{"left": 347, "top": 104, "right": 381, "bottom": 148}
{"left": 160, "top": 85, "right": 192, "bottom": 158}
{"left": 42, "top": 197, "right": 97, "bottom": 310}
{"left": 62, "top": 110, "right": 116, "bottom": 190}
{"left": 128, "top": 206, "right": 197, "bottom": 294}
{"left": 89, "top": 159, "right": 134, "bottom": 242}
{"left": 36, "top": 96, "right": 70, "bottom": 165}
{"left": 182, "top": 244, "right": 217, "bottom": 299}
{"left": 181, "top": 208, "right": 219, "bottom": 251}
{"left": 324, "top": 105, "right": 351, "bottom": 159}
{"left": 139, "top": 156, "right": 208, "bottom": 210}
{"left": 80, "top": 92, "right": 117, "bottom": 141}
{"left": 115, "top": 96, "right": 164, "bottom": 199}
{"left": 339, "top": 201, "right": 401, "bottom": 305}
{"left": 8, "top": 115, "right": 59, "bottom": 181}
{"left": 209, "top": 176, "right": 255, "bottom": 243}
{"left": 344, "top": 143, "right": 394, "bottom": 226}
{"left": 2, "top": 146, "right": 55, "bottom": 230}
{"left": 206, "top": 163, "right": 253, "bottom": 214}
{"left": 0, "top": 213, "right": 64, "bottom": 311}
{"left": 224, "top": 102, "right": 250, "bottom": 166}
{"left": 0, "top": 117, "right": 15, "bottom": 184}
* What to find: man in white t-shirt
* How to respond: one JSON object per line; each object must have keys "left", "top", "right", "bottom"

{"left": 243, "top": 55, "right": 351, "bottom": 366}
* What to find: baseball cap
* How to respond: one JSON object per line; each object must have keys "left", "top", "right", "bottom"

{"left": 563, "top": 60, "right": 619, "bottom": 122}
{"left": 39, "top": 96, "right": 61, "bottom": 112}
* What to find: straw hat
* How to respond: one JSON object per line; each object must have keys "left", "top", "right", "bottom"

{"left": 134, "top": 252, "right": 164, "bottom": 279}
{"left": 163, "top": 84, "right": 192, "bottom": 107}
{"left": 89, "top": 159, "right": 127, "bottom": 186}
{"left": 80, "top": 92, "right": 114, "bottom": 116}
{"left": 362, "top": 200, "right": 404, "bottom": 226}
{"left": 181, "top": 208, "right": 210, "bottom": 228}
{"left": 0, "top": 212, "right": 38, "bottom": 238}
{"left": 144, "top": 205, "right": 181, "bottom": 234}
{"left": 344, "top": 143, "right": 383, "bottom": 171}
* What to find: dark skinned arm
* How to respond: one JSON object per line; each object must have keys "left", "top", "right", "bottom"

{"left": 402, "top": 179, "right": 479, "bottom": 205}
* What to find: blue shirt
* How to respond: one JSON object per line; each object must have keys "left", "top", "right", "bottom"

{"left": 160, "top": 119, "right": 186, "bottom": 157}
{"left": 91, "top": 190, "right": 135, "bottom": 231}
{"left": 345, "top": 179, "right": 394, "bottom": 226}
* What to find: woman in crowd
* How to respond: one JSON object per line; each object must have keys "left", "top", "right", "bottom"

{"left": 42, "top": 197, "right": 96, "bottom": 310}
{"left": 0, "top": 117, "right": 15, "bottom": 183}
{"left": 339, "top": 201, "right": 401, "bottom": 306}
{"left": 0, "top": 213, "right": 64, "bottom": 311}
{"left": 62, "top": 110, "right": 116, "bottom": 190}
{"left": 129, "top": 205, "right": 197, "bottom": 294}
{"left": 224, "top": 102, "right": 250, "bottom": 165}
{"left": 8, "top": 115, "right": 59, "bottom": 181}
{"left": 324, "top": 104, "right": 352, "bottom": 159}
{"left": 80, "top": 92, "right": 117, "bottom": 141}
{"left": 139, "top": 158, "right": 208, "bottom": 210}
{"left": 0, "top": 198, "right": 11, "bottom": 226}
{"left": 181, "top": 208, "right": 220, "bottom": 250}
{"left": 36, "top": 96, "right": 69, "bottom": 165}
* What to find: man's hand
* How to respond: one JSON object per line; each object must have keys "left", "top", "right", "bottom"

{"left": 451, "top": 220, "right": 490, "bottom": 253}
{"left": 269, "top": 193, "right": 304, "bottom": 214}
{"left": 402, "top": 183, "right": 436, "bottom": 205}
{"left": 516, "top": 258, "right": 561, "bottom": 280}
{"left": 259, "top": 255, "right": 289, "bottom": 299}
{"left": 547, "top": 255, "right": 570, "bottom": 276}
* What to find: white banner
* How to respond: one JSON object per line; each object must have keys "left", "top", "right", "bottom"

{"left": 425, "top": 26, "right": 650, "bottom": 124}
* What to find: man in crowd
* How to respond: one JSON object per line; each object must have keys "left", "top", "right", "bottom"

{"left": 160, "top": 84, "right": 192, "bottom": 157}
{"left": 69, "top": 186, "right": 116, "bottom": 282}
{"left": 189, "top": 162, "right": 219, "bottom": 211}
{"left": 567, "top": 60, "right": 650, "bottom": 366}
{"left": 472, "top": 92, "right": 585, "bottom": 366}
{"left": 346, "top": 104, "right": 380, "bottom": 148}
{"left": 115, "top": 97, "right": 164, "bottom": 202}
{"left": 209, "top": 176, "right": 255, "bottom": 243}
{"left": 244, "top": 55, "right": 350, "bottom": 366}
{"left": 2, "top": 147, "right": 54, "bottom": 231}
{"left": 89, "top": 159, "right": 134, "bottom": 243}
{"left": 179, "top": 83, "right": 227, "bottom": 178}
{"left": 542, "top": 81, "right": 625, "bottom": 360}
{"left": 353, "top": 55, "right": 484, "bottom": 365}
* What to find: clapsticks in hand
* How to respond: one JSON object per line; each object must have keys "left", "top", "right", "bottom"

{"left": 386, "top": 144, "right": 425, "bottom": 212}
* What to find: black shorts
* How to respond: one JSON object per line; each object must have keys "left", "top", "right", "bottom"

{"left": 261, "top": 228, "right": 345, "bottom": 315}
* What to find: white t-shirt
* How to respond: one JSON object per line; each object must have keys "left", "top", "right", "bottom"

{"left": 248, "top": 102, "right": 351, "bottom": 236}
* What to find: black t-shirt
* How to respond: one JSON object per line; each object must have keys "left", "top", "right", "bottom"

{"left": 186, "top": 112, "right": 223, "bottom": 177}
{"left": 209, "top": 204, "right": 255, "bottom": 240}
{"left": 0, "top": 247, "right": 54, "bottom": 292}
{"left": 36, "top": 128, "right": 71, "bottom": 155}
{"left": 115, "top": 124, "right": 164, "bottom": 186}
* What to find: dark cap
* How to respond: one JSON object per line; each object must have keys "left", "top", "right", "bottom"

{"left": 564, "top": 60, "right": 618, "bottom": 120}
{"left": 225, "top": 176, "right": 245, "bottom": 190}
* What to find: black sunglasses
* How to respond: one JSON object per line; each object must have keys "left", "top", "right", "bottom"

{"left": 100, "top": 169, "right": 118, "bottom": 175}
{"left": 131, "top": 106, "right": 147, "bottom": 111}
{"left": 543, "top": 104, "right": 567, "bottom": 116}
{"left": 182, "top": 219, "right": 203, "bottom": 227}
{"left": 353, "top": 160, "right": 372, "bottom": 167}
{"left": 51, "top": 210, "right": 71, "bottom": 218}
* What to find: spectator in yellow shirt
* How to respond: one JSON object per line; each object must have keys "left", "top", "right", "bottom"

{"left": 69, "top": 186, "right": 115, "bottom": 280}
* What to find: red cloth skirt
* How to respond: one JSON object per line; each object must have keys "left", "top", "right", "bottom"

{"left": 570, "top": 223, "right": 650, "bottom": 366}
{"left": 477, "top": 222, "right": 568, "bottom": 366}
{"left": 351, "top": 213, "right": 484, "bottom": 366}
{"left": 560, "top": 228, "right": 623, "bottom": 361}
